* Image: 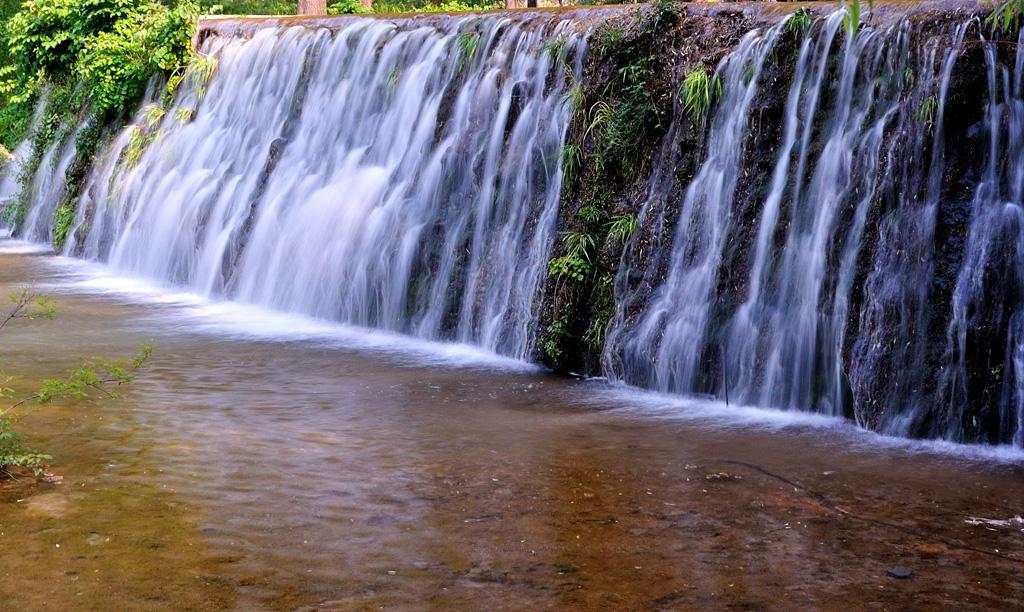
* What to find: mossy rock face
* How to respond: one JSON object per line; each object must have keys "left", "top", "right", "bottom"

{"left": 535, "top": 4, "right": 762, "bottom": 375}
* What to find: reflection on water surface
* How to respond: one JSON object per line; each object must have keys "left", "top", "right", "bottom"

{"left": 1, "top": 246, "right": 1022, "bottom": 610}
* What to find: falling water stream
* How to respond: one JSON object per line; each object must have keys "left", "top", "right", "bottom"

{"left": 0, "top": 6, "right": 1023, "bottom": 609}
{"left": 2, "top": 7, "right": 1024, "bottom": 447}
{"left": 65, "top": 13, "right": 588, "bottom": 360}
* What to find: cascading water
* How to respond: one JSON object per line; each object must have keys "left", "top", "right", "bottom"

{"left": 7, "top": 5, "right": 1024, "bottom": 448}
{"left": 66, "top": 12, "right": 590, "bottom": 359}
{"left": 938, "top": 28, "right": 1024, "bottom": 445}
{"left": 603, "top": 10, "right": 1024, "bottom": 447}
{"left": 602, "top": 20, "right": 785, "bottom": 395}
{"left": 0, "top": 93, "right": 50, "bottom": 234}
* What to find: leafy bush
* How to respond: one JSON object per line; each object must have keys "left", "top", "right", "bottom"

{"left": 76, "top": 2, "right": 197, "bottom": 117}
{"left": 372, "top": 0, "right": 500, "bottom": 14}
{"left": 328, "top": 0, "right": 369, "bottom": 14}
{"left": 0, "top": 418, "right": 52, "bottom": 475}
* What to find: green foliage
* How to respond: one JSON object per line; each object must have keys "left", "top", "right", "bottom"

{"left": 543, "top": 35, "right": 567, "bottom": 65}
{"left": 372, "top": 0, "right": 499, "bottom": 13}
{"left": 541, "top": 319, "right": 566, "bottom": 362}
{"left": 4, "top": 0, "right": 136, "bottom": 79}
{"left": 205, "top": 0, "right": 293, "bottom": 14}
{"left": 455, "top": 31, "right": 481, "bottom": 73}
{"left": 916, "top": 94, "right": 937, "bottom": 126}
{"left": 123, "top": 123, "right": 163, "bottom": 168}
{"left": 51, "top": 202, "right": 75, "bottom": 250}
{"left": 681, "top": 63, "right": 721, "bottom": 122}
{"left": 328, "top": 0, "right": 369, "bottom": 15}
{"left": 76, "top": 1, "right": 198, "bottom": 117}
{"left": 605, "top": 214, "right": 637, "bottom": 247}
{"left": 841, "top": 0, "right": 874, "bottom": 36}
{"left": 34, "top": 345, "right": 153, "bottom": 404}
{"left": 0, "top": 288, "right": 152, "bottom": 478}
{"left": 0, "top": 418, "right": 52, "bottom": 475}
{"left": 1, "top": 289, "right": 57, "bottom": 329}
{"left": 582, "top": 274, "right": 614, "bottom": 351}
{"left": 987, "top": 0, "right": 1024, "bottom": 30}
{"left": 902, "top": 67, "right": 915, "bottom": 90}
{"left": 577, "top": 203, "right": 605, "bottom": 225}
{"left": 183, "top": 52, "right": 218, "bottom": 97}
{"left": 173, "top": 106, "right": 195, "bottom": 124}
{"left": 548, "top": 253, "right": 591, "bottom": 282}
{"left": 565, "top": 78, "right": 585, "bottom": 118}
{"left": 548, "top": 230, "right": 595, "bottom": 282}
{"left": 561, "top": 143, "right": 581, "bottom": 182}
{"left": 0, "top": 90, "right": 37, "bottom": 150}
{"left": 787, "top": 7, "right": 814, "bottom": 34}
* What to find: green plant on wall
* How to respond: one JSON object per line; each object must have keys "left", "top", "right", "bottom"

{"left": 840, "top": 0, "right": 874, "bottom": 36}
{"left": 987, "top": 0, "right": 1024, "bottom": 29}
{"left": 681, "top": 63, "right": 721, "bottom": 122}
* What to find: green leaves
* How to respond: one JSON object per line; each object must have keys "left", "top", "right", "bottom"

{"left": 327, "top": 0, "right": 369, "bottom": 15}
{"left": 51, "top": 202, "right": 76, "bottom": 251}
{"left": 0, "top": 289, "right": 153, "bottom": 478}
{"left": 76, "top": 2, "right": 199, "bottom": 117}
{"left": 681, "top": 63, "right": 722, "bottom": 122}
{"left": 986, "top": 0, "right": 1024, "bottom": 31}
{"left": 455, "top": 31, "right": 481, "bottom": 73}
{"left": 2, "top": 1, "right": 198, "bottom": 120}
{"left": 840, "top": 0, "right": 874, "bottom": 37}
{"left": 605, "top": 214, "right": 637, "bottom": 247}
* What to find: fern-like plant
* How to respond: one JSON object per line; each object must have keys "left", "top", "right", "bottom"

{"left": 455, "top": 31, "right": 481, "bottom": 73}
{"left": 606, "top": 214, "right": 638, "bottom": 247}
{"left": 787, "top": 7, "right": 815, "bottom": 34}
{"left": 681, "top": 64, "right": 721, "bottom": 121}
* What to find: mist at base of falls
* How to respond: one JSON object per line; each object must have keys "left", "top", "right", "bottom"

{"left": 3, "top": 5, "right": 1024, "bottom": 449}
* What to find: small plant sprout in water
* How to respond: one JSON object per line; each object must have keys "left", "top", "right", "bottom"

{"left": 543, "top": 35, "right": 568, "bottom": 65}
{"left": 386, "top": 67, "right": 402, "bottom": 90}
{"left": 916, "top": 94, "right": 938, "bottom": 126}
{"left": 455, "top": 31, "right": 481, "bottom": 73}
{"left": 681, "top": 63, "right": 722, "bottom": 122}
{"left": 184, "top": 53, "right": 219, "bottom": 100}
{"left": 787, "top": 7, "right": 815, "bottom": 35}
{"left": 902, "top": 67, "right": 915, "bottom": 90}
{"left": 841, "top": 0, "right": 875, "bottom": 37}
{"left": 143, "top": 104, "right": 166, "bottom": 128}
{"left": 174, "top": 107, "right": 196, "bottom": 124}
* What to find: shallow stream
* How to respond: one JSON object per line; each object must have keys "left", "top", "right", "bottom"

{"left": 1, "top": 241, "right": 1021, "bottom": 610}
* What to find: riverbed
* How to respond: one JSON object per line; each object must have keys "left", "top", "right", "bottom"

{"left": 1, "top": 241, "right": 1021, "bottom": 610}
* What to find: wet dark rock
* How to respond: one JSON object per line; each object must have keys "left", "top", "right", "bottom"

{"left": 886, "top": 566, "right": 913, "bottom": 579}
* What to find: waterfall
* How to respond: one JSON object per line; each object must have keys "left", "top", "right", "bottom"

{"left": 602, "top": 11, "right": 1024, "bottom": 446}
{"left": 6, "top": 6, "right": 1024, "bottom": 447}
{"left": 939, "top": 28, "right": 1024, "bottom": 445}
{"left": 603, "top": 19, "right": 785, "bottom": 395}
{"left": 0, "top": 93, "right": 50, "bottom": 234}
{"left": 62, "top": 13, "right": 589, "bottom": 359}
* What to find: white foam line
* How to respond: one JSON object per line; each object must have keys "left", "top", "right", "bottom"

{"left": 0, "top": 239, "right": 53, "bottom": 255}
{"left": 22, "top": 248, "right": 538, "bottom": 373}
{"left": 586, "top": 382, "right": 1024, "bottom": 464}
{"left": 6, "top": 240, "right": 1024, "bottom": 461}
